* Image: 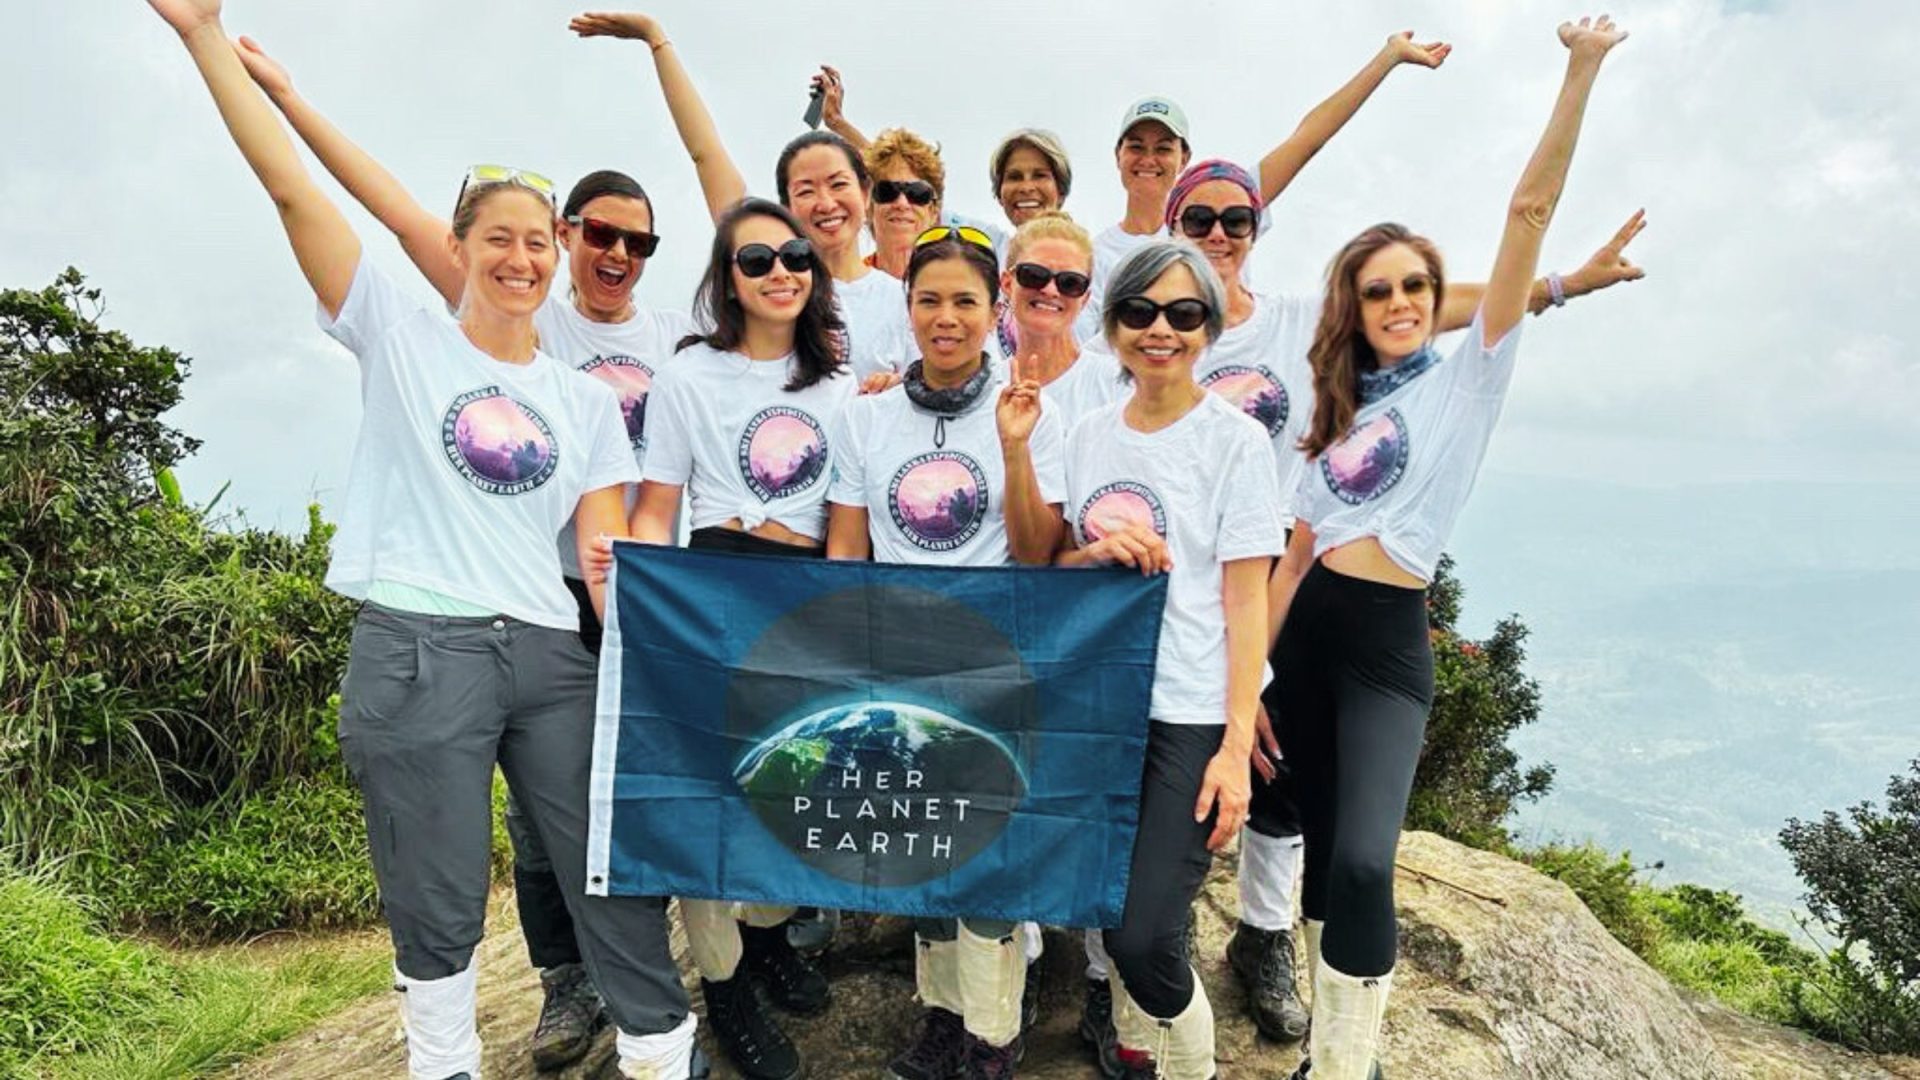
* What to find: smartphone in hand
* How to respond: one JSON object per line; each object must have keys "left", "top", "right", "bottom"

{"left": 803, "top": 83, "right": 825, "bottom": 130}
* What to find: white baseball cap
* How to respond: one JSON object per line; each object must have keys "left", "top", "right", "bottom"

{"left": 1117, "top": 96, "right": 1191, "bottom": 145}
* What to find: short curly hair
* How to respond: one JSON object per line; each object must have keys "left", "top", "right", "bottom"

{"left": 864, "top": 127, "right": 946, "bottom": 204}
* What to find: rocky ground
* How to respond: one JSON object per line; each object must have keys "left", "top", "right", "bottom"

{"left": 230, "top": 831, "right": 1920, "bottom": 1079}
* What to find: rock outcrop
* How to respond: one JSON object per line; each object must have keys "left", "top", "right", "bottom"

{"left": 230, "top": 831, "right": 1919, "bottom": 1079}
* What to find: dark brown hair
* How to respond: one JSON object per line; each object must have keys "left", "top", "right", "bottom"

{"left": 906, "top": 236, "right": 1001, "bottom": 306}
{"left": 1301, "top": 223, "right": 1446, "bottom": 458}
{"left": 677, "top": 198, "right": 845, "bottom": 390}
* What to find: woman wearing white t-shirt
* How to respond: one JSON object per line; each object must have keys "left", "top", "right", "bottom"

{"left": 825, "top": 229, "right": 1065, "bottom": 1080}
{"left": 1268, "top": 19, "right": 1631, "bottom": 1080}
{"left": 1059, "top": 242, "right": 1284, "bottom": 1080}
{"left": 231, "top": 33, "right": 707, "bottom": 1064}
{"left": 145, "top": 2, "right": 701, "bottom": 1077}
{"left": 618, "top": 196, "right": 853, "bottom": 1080}
{"left": 574, "top": 14, "right": 909, "bottom": 381}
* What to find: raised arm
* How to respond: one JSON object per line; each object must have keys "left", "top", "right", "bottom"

{"left": 233, "top": 36, "right": 461, "bottom": 306}
{"left": 148, "top": 0, "right": 357, "bottom": 317}
{"left": 1438, "top": 208, "right": 1647, "bottom": 331}
{"left": 1481, "top": 16, "right": 1628, "bottom": 345}
{"left": 1257, "top": 31, "right": 1451, "bottom": 205}
{"left": 571, "top": 12, "right": 747, "bottom": 224}
{"left": 811, "top": 65, "right": 872, "bottom": 155}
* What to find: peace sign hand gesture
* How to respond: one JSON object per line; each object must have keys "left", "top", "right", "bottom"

{"left": 1574, "top": 208, "right": 1647, "bottom": 291}
{"left": 996, "top": 354, "right": 1043, "bottom": 448}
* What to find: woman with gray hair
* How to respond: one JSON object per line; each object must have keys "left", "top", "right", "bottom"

{"left": 1056, "top": 242, "right": 1283, "bottom": 1080}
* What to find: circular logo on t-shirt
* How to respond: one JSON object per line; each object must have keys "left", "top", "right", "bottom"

{"left": 740, "top": 406, "right": 829, "bottom": 501}
{"left": 441, "top": 387, "right": 558, "bottom": 495}
{"left": 1201, "top": 364, "right": 1289, "bottom": 436}
{"left": 888, "top": 451, "right": 989, "bottom": 552}
{"left": 1076, "top": 481, "right": 1167, "bottom": 543}
{"left": 579, "top": 354, "right": 655, "bottom": 450}
{"left": 1321, "top": 408, "right": 1409, "bottom": 505}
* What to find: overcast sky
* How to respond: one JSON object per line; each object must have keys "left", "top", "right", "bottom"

{"left": 5, "top": 0, "right": 1916, "bottom": 530}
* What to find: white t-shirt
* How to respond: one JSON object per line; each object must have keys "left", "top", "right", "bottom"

{"left": 533, "top": 295, "right": 699, "bottom": 576}
{"left": 1196, "top": 292, "right": 1320, "bottom": 527}
{"left": 1293, "top": 312, "right": 1524, "bottom": 582}
{"left": 1042, "top": 343, "right": 1130, "bottom": 432}
{"left": 642, "top": 342, "right": 856, "bottom": 540}
{"left": 835, "top": 269, "right": 914, "bottom": 378}
{"left": 1064, "top": 393, "right": 1285, "bottom": 725}
{"left": 828, "top": 381, "right": 1066, "bottom": 566}
{"left": 319, "top": 260, "right": 640, "bottom": 630}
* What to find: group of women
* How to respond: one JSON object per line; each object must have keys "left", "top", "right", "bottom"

{"left": 142, "top": 1, "right": 1641, "bottom": 1078}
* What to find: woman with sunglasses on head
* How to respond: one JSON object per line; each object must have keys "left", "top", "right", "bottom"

{"left": 824, "top": 227, "right": 1065, "bottom": 1080}
{"left": 229, "top": 33, "right": 709, "bottom": 1069}
{"left": 572, "top": 13, "right": 911, "bottom": 381}
{"left": 143, "top": 2, "right": 704, "bottom": 1077}
{"left": 1057, "top": 242, "right": 1285, "bottom": 1080}
{"left": 609, "top": 196, "right": 854, "bottom": 1080}
{"left": 1266, "top": 20, "right": 1631, "bottom": 1080}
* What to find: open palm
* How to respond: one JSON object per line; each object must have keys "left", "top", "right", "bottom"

{"left": 1559, "top": 14, "right": 1628, "bottom": 56}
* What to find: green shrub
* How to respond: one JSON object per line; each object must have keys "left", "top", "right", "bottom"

{"left": 1523, "top": 842, "right": 1662, "bottom": 956}
{"left": 0, "top": 869, "right": 176, "bottom": 1071}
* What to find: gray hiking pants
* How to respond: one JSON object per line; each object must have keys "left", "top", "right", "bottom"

{"left": 338, "top": 602, "right": 689, "bottom": 1036}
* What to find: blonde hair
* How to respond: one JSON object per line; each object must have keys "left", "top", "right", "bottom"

{"left": 864, "top": 127, "right": 946, "bottom": 203}
{"left": 1007, "top": 211, "right": 1092, "bottom": 267}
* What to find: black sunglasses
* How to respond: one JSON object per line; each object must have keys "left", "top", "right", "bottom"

{"left": 1177, "top": 204, "right": 1258, "bottom": 240}
{"left": 734, "top": 238, "right": 815, "bottom": 278}
{"left": 874, "top": 179, "right": 937, "bottom": 206}
{"left": 1359, "top": 273, "right": 1435, "bottom": 304}
{"left": 1113, "top": 296, "right": 1212, "bottom": 332}
{"left": 567, "top": 215, "right": 660, "bottom": 258}
{"left": 1012, "top": 262, "right": 1091, "bottom": 298}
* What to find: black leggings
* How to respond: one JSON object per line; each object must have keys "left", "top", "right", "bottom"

{"left": 1270, "top": 562, "right": 1432, "bottom": 978}
{"left": 1103, "top": 721, "right": 1222, "bottom": 1019}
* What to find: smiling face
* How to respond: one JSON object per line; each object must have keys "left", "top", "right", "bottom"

{"left": 1005, "top": 236, "right": 1091, "bottom": 339}
{"left": 559, "top": 193, "right": 652, "bottom": 320}
{"left": 871, "top": 160, "right": 941, "bottom": 251}
{"left": 451, "top": 186, "right": 557, "bottom": 319}
{"left": 1175, "top": 178, "right": 1255, "bottom": 287}
{"left": 997, "top": 145, "right": 1063, "bottom": 227}
{"left": 784, "top": 143, "right": 868, "bottom": 262}
{"left": 1116, "top": 119, "right": 1187, "bottom": 206}
{"left": 1113, "top": 262, "right": 1207, "bottom": 389}
{"left": 1354, "top": 241, "right": 1437, "bottom": 361}
{"left": 729, "top": 213, "right": 813, "bottom": 329}
{"left": 908, "top": 256, "right": 992, "bottom": 384}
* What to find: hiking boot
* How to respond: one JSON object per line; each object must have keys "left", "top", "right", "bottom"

{"left": 1226, "top": 922, "right": 1309, "bottom": 1042}
{"left": 887, "top": 1006, "right": 966, "bottom": 1080}
{"left": 531, "top": 962, "right": 610, "bottom": 1071}
{"left": 741, "top": 921, "right": 830, "bottom": 1015}
{"left": 701, "top": 974, "right": 803, "bottom": 1080}
{"left": 961, "top": 1032, "right": 1021, "bottom": 1080}
{"left": 1020, "top": 960, "right": 1040, "bottom": 1034}
{"left": 785, "top": 906, "right": 839, "bottom": 956}
{"left": 1079, "top": 978, "right": 1119, "bottom": 1076}
{"left": 1287, "top": 1057, "right": 1383, "bottom": 1079}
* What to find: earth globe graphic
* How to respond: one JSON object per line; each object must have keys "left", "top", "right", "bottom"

{"left": 732, "top": 700, "right": 1027, "bottom": 886}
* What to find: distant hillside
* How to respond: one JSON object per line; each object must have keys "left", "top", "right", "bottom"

{"left": 1447, "top": 475, "right": 1920, "bottom": 927}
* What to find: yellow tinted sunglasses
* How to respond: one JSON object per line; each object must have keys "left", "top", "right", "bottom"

{"left": 914, "top": 224, "right": 996, "bottom": 253}
{"left": 457, "top": 164, "right": 557, "bottom": 208}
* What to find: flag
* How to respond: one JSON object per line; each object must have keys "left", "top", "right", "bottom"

{"left": 585, "top": 543, "right": 1167, "bottom": 928}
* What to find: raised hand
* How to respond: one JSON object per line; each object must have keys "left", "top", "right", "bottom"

{"left": 1575, "top": 208, "right": 1647, "bottom": 290}
{"left": 996, "top": 354, "right": 1043, "bottom": 447}
{"left": 148, "top": 0, "right": 222, "bottom": 37}
{"left": 810, "top": 65, "right": 847, "bottom": 128}
{"left": 1384, "top": 30, "right": 1451, "bottom": 69}
{"left": 569, "top": 11, "right": 665, "bottom": 46}
{"left": 1558, "top": 14, "right": 1628, "bottom": 57}
{"left": 234, "top": 35, "right": 292, "bottom": 97}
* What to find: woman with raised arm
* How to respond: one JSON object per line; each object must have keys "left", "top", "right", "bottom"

{"left": 574, "top": 13, "right": 911, "bottom": 380}
{"left": 142, "top": 2, "right": 703, "bottom": 1078}
{"left": 1058, "top": 242, "right": 1284, "bottom": 1080}
{"left": 230, "top": 34, "right": 707, "bottom": 1068}
{"left": 1267, "top": 19, "right": 1631, "bottom": 1080}
{"left": 1156, "top": 153, "right": 1646, "bottom": 1047}
{"left": 824, "top": 228, "right": 1065, "bottom": 1080}
{"left": 610, "top": 197, "right": 854, "bottom": 1080}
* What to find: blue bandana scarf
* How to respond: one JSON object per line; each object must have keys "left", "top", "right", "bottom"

{"left": 1357, "top": 345, "right": 1441, "bottom": 406}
